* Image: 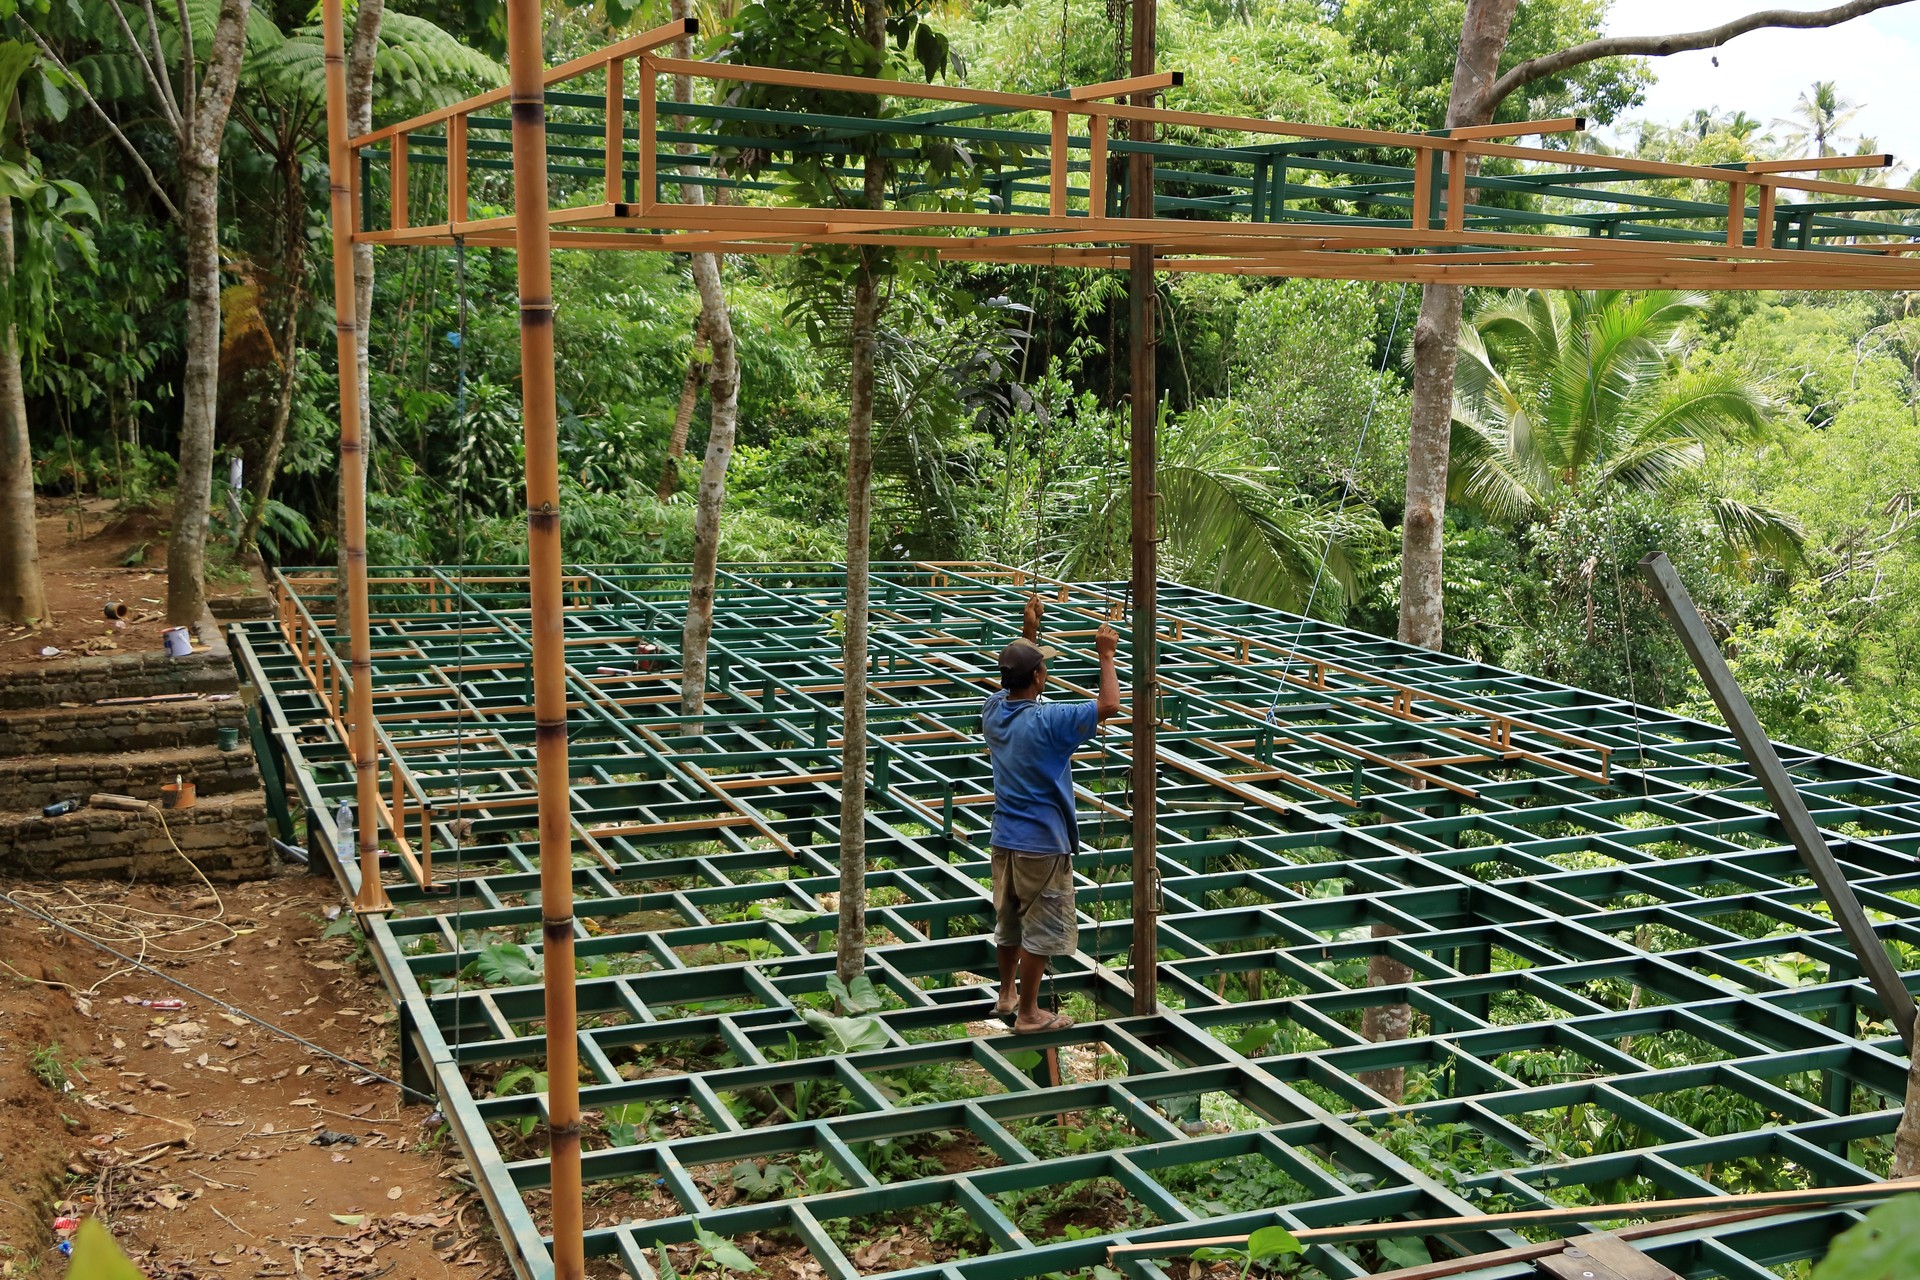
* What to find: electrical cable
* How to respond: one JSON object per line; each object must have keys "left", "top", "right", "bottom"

{"left": 1265, "top": 282, "right": 1410, "bottom": 723}
{"left": 0, "top": 888, "right": 437, "bottom": 1105}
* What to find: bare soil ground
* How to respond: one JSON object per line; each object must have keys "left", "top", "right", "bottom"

{"left": 0, "top": 498, "right": 256, "bottom": 670}
{"left": 0, "top": 870, "right": 510, "bottom": 1278}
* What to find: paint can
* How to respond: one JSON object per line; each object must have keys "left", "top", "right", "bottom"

{"left": 216, "top": 726, "right": 241, "bottom": 752}
{"left": 162, "top": 626, "right": 193, "bottom": 657}
{"left": 103, "top": 601, "right": 129, "bottom": 621}
{"left": 160, "top": 780, "right": 197, "bottom": 810}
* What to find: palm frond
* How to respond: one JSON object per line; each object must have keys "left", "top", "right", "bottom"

{"left": 1708, "top": 497, "right": 1807, "bottom": 565}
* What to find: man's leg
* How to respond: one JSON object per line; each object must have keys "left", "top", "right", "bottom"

{"left": 1012, "top": 947, "right": 1052, "bottom": 1032}
{"left": 995, "top": 945, "right": 1019, "bottom": 1017}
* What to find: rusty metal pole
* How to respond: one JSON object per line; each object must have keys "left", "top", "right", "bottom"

{"left": 1127, "top": 0, "right": 1159, "bottom": 1017}
{"left": 320, "top": 0, "right": 387, "bottom": 914}
{"left": 501, "top": 0, "right": 585, "bottom": 1273}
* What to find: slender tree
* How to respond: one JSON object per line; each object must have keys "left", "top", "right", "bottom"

{"left": 1398, "top": 0, "right": 1918, "bottom": 651}
{"left": 0, "top": 41, "right": 47, "bottom": 627}
{"left": 337, "top": 0, "right": 382, "bottom": 596}
{"left": 672, "top": 0, "right": 741, "bottom": 721}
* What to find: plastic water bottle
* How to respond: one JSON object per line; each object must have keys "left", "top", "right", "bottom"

{"left": 42, "top": 798, "right": 82, "bottom": 817}
{"left": 335, "top": 800, "right": 354, "bottom": 851}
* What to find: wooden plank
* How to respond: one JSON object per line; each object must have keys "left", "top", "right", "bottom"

{"left": 1536, "top": 1234, "right": 1681, "bottom": 1280}
{"left": 1049, "top": 110, "right": 1069, "bottom": 217}
{"left": 391, "top": 132, "right": 409, "bottom": 230}
{"left": 637, "top": 57, "right": 656, "bottom": 211}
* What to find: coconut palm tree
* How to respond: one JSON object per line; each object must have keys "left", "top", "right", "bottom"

{"left": 1055, "top": 399, "right": 1387, "bottom": 616}
{"left": 1774, "top": 81, "right": 1862, "bottom": 159}
{"left": 1447, "top": 289, "right": 1803, "bottom": 562}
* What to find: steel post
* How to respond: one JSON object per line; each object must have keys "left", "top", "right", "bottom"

{"left": 1640, "top": 551, "right": 1916, "bottom": 1051}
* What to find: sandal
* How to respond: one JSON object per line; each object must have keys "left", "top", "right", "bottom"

{"left": 1010, "top": 1011, "right": 1074, "bottom": 1035}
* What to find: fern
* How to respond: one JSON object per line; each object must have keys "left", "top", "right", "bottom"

{"left": 251, "top": 14, "right": 504, "bottom": 113}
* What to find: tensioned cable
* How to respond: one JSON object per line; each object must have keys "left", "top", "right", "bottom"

{"left": 1265, "top": 282, "right": 1410, "bottom": 723}
{"left": 449, "top": 233, "right": 473, "bottom": 1058}
{"left": 1, "top": 889, "right": 437, "bottom": 1105}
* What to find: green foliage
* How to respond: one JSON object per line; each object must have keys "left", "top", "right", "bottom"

{"left": 68, "top": 1219, "right": 149, "bottom": 1280}
{"left": 1811, "top": 1194, "right": 1920, "bottom": 1280}
{"left": 799, "top": 1008, "right": 891, "bottom": 1053}
{"left": 1190, "top": 1225, "right": 1304, "bottom": 1278}
{"left": 29, "top": 1040, "right": 75, "bottom": 1091}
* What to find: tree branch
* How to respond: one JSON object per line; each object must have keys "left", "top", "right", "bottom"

{"left": 98, "top": 0, "right": 181, "bottom": 136}
{"left": 1487, "top": 0, "right": 1916, "bottom": 114}
{"left": 137, "top": 0, "right": 179, "bottom": 120}
{"left": 18, "top": 20, "right": 182, "bottom": 219}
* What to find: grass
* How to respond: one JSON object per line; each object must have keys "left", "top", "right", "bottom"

{"left": 30, "top": 1042, "right": 79, "bottom": 1093}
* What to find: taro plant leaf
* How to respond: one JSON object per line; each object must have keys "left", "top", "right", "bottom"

{"left": 799, "top": 1009, "right": 891, "bottom": 1053}
{"left": 825, "top": 973, "right": 885, "bottom": 1013}
{"left": 1811, "top": 1193, "right": 1920, "bottom": 1280}
{"left": 691, "top": 1220, "right": 760, "bottom": 1273}
{"left": 1229, "top": 1021, "right": 1280, "bottom": 1057}
{"left": 755, "top": 904, "right": 819, "bottom": 925}
{"left": 471, "top": 942, "right": 543, "bottom": 987}
{"left": 1375, "top": 1236, "right": 1430, "bottom": 1269}
{"left": 68, "top": 1219, "right": 148, "bottom": 1280}
{"left": 1004, "top": 1049, "right": 1043, "bottom": 1071}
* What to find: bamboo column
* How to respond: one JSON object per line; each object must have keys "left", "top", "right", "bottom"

{"left": 501, "top": 0, "right": 585, "bottom": 1274}
{"left": 1127, "top": 0, "right": 1159, "bottom": 1017}
{"left": 320, "top": 0, "right": 388, "bottom": 914}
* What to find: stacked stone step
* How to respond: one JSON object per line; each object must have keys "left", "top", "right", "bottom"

{"left": 0, "top": 650, "right": 274, "bottom": 882}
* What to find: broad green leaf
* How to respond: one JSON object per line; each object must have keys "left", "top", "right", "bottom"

{"left": 1375, "top": 1236, "right": 1430, "bottom": 1269}
{"left": 825, "top": 973, "right": 884, "bottom": 1013}
{"left": 68, "top": 1220, "right": 148, "bottom": 1280}
{"left": 1811, "top": 1194, "right": 1920, "bottom": 1280}
{"left": 799, "top": 1009, "right": 890, "bottom": 1053}
{"left": 756, "top": 905, "right": 817, "bottom": 925}
{"left": 1247, "top": 1226, "right": 1303, "bottom": 1262}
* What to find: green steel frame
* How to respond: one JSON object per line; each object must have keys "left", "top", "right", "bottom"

{"left": 234, "top": 562, "right": 1920, "bottom": 1280}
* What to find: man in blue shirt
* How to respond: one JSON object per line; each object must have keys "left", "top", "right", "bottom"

{"left": 982, "top": 593, "right": 1121, "bottom": 1033}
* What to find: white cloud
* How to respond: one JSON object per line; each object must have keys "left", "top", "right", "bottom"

{"left": 1596, "top": 0, "right": 1920, "bottom": 170}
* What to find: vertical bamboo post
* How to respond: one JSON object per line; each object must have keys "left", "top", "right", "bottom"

{"left": 1050, "top": 109, "right": 1069, "bottom": 217}
{"left": 605, "top": 58, "right": 625, "bottom": 206}
{"left": 1445, "top": 144, "right": 1465, "bottom": 232}
{"left": 1087, "top": 115, "right": 1108, "bottom": 219}
{"left": 1727, "top": 180, "right": 1746, "bottom": 247}
{"left": 637, "top": 57, "right": 656, "bottom": 213}
{"left": 1127, "top": 0, "right": 1158, "bottom": 1019}
{"left": 1410, "top": 145, "right": 1432, "bottom": 232}
{"left": 448, "top": 114, "right": 469, "bottom": 225}
{"left": 502, "top": 0, "right": 584, "bottom": 1272}
{"left": 391, "top": 132, "right": 409, "bottom": 231}
{"left": 320, "top": 0, "right": 388, "bottom": 913}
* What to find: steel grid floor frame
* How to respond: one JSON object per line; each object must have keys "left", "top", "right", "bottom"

{"left": 233, "top": 562, "right": 1920, "bottom": 1280}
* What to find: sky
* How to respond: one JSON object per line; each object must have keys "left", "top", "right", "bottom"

{"left": 1596, "top": 0, "right": 1920, "bottom": 168}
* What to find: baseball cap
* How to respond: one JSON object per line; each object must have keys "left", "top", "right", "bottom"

{"left": 997, "top": 637, "right": 1059, "bottom": 686}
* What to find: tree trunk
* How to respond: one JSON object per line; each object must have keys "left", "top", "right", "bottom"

{"left": 1356, "top": 924, "right": 1413, "bottom": 1103}
{"left": 657, "top": 335, "right": 709, "bottom": 502}
{"left": 838, "top": 264, "right": 877, "bottom": 987}
{"left": 1894, "top": 1049, "right": 1920, "bottom": 1177}
{"left": 0, "top": 197, "right": 48, "bottom": 626}
{"left": 239, "top": 159, "right": 309, "bottom": 562}
{"left": 1395, "top": 0, "right": 1519, "bottom": 652}
{"left": 238, "top": 296, "right": 301, "bottom": 561}
{"left": 164, "top": 0, "right": 254, "bottom": 627}
{"left": 167, "top": 151, "right": 222, "bottom": 625}
{"left": 671, "top": 0, "right": 741, "bottom": 722}
{"left": 836, "top": 0, "right": 888, "bottom": 990}
{"left": 338, "top": 0, "right": 383, "bottom": 594}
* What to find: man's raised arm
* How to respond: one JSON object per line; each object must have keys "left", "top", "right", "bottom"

{"left": 1094, "top": 624, "right": 1121, "bottom": 722}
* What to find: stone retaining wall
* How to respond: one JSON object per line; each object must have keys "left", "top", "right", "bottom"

{"left": 0, "top": 650, "right": 236, "bottom": 711}
{"left": 0, "top": 746, "right": 261, "bottom": 809}
{"left": 0, "top": 698, "right": 250, "bottom": 758}
{"left": 0, "top": 795, "right": 273, "bottom": 882}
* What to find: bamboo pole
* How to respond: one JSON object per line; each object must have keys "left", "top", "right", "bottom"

{"left": 320, "top": 0, "right": 388, "bottom": 914}
{"left": 501, "top": 0, "right": 585, "bottom": 1272}
{"left": 1127, "top": 0, "right": 1159, "bottom": 1019}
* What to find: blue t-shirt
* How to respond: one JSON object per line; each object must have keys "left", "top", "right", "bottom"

{"left": 982, "top": 689, "right": 1100, "bottom": 855}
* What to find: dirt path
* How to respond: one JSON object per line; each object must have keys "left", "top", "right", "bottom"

{"left": 0, "top": 870, "right": 509, "bottom": 1278}
{"left": 0, "top": 497, "right": 257, "bottom": 669}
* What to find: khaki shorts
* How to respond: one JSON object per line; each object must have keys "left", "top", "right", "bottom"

{"left": 991, "top": 848, "right": 1078, "bottom": 957}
